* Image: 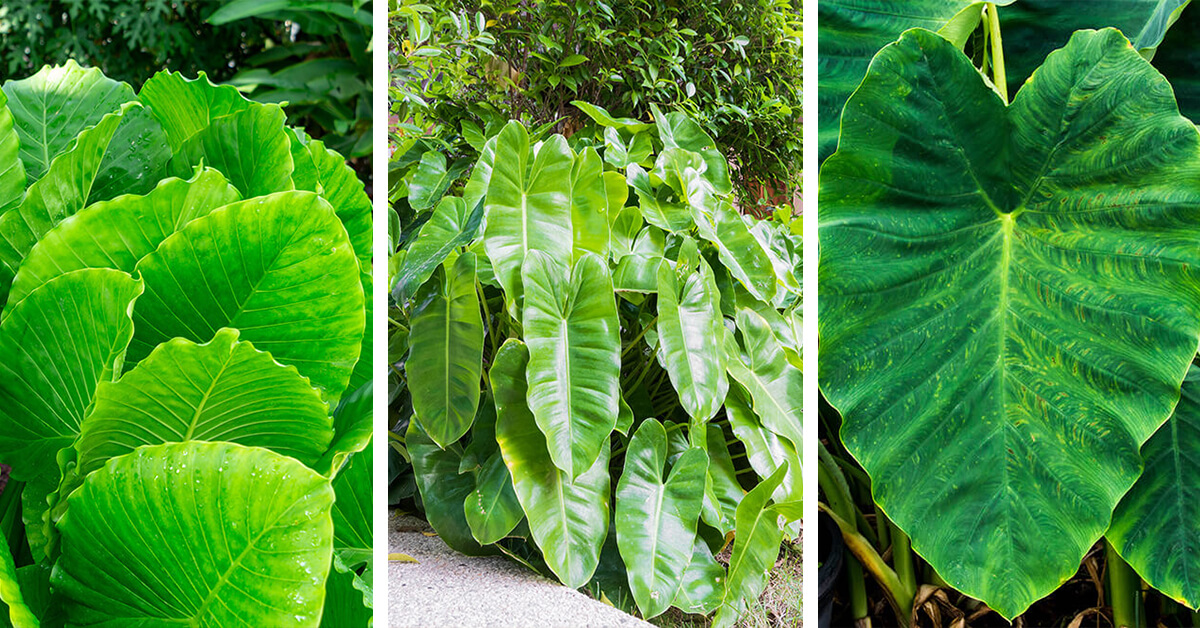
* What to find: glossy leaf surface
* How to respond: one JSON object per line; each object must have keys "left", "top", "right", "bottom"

{"left": 819, "top": 28, "right": 1200, "bottom": 618}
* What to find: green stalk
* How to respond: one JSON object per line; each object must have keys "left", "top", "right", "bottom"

{"left": 1107, "top": 540, "right": 1143, "bottom": 628}
{"left": 986, "top": 3, "right": 1008, "bottom": 103}
{"left": 891, "top": 522, "right": 917, "bottom": 596}
{"left": 874, "top": 504, "right": 891, "bottom": 553}
{"left": 821, "top": 504, "right": 914, "bottom": 627}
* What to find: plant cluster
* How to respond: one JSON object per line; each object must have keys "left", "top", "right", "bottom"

{"left": 820, "top": 2, "right": 1200, "bottom": 626}
{"left": 0, "top": 1, "right": 374, "bottom": 165}
{"left": 388, "top": 0, "right": 802, "bottom": 209}
{"left": 390, "top": 104, "right": 803, "bottom": 625}
{"left": 0, "top": 62, "right": 373, "bottom": 626}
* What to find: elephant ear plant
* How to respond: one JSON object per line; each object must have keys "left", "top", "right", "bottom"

{"left": 391, "top": 105, "right": 803, "bottom": 624}
{"left": 0, "top": 62, "right": 373, "bottom": 626}
{"left": 820, "top": 25, "right": 1200, "bottom": 622}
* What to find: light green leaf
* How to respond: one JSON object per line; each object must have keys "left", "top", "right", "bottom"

{"left": 492, "top": 339, "right": 610, "bottom": 588}
{"left": 169, "top": 105, "right": 295, "bottom": 198}
{"left": 52, "top": 442, "right": 334, "bottom": 627}
{"left": 0, "top": 516, "right": 38, "bottom": 627}
{"left": 464, "top": 449, "right": 524, "bottom": 545}
{"left": 656, "top": 255, "right": 728, "bottom": 422}
{"left": 320, "top": 553, "right": 371, "bottom": 628}
{"left": 671, "top": 537, "right": 726, "bottom": 616}
{"left": 2, "top": 60, "right": 133, "bottom": 182}
{"left": 9, "top": 168, "right": 240, "bottom": 309}
{"left": 130, "top": 191, "right": 364, "bottom": 407}
{"left": 319, "top": 379, "right": 374, "bottom": 477}
{"left": 332, "top": 438, "right": 372, "bottom": 563}
{"left": 726, "top": 310, "right": 803, "bottom": 450}
{"left": 570, "top": 101, "right": 654, "bottom": 133}
{"left": 522, "top": 250, "right": 621, "bottom": 478}
{"left": 0, "top": 90, "right": 27, "bottom": 215}
{"left": 0, "top": 269, "right": 142, "bottom": 482}
{"left": 570, "top": 147, "right": 611, "bottom": 260}
{"left": 408, "top": 252, "right": 484, "bottom": 448}
{"left": 289, "top": 130, "right": 373, "bottom": 266}
{"left": 138, "top": 70, "right": 254, "bottom": 152}
{"left": 0, "top": 105, "right": 129, "bottom": 306}
{"left": 650, "top": 105, "right": 731, "bottom": 195}
{"left": 725, "top": 387, "right": 801, "bottom": 506}
{"left": 1109, "top": 359, "right": 1200, "bottom": 609}
{"left": 691, "top": 196, "right": 777, "bottom": 303}
{"left": 77, "top": 328, "right": 332, "bottom": 475}
{"left": 627, "top": 163, "right": 692, "bottom": 233}
{"left": 461, "top": 136, "right": 497, "bottom": 210}
{"left": 819, "top": 28, "right": 1200, "bottom": 619}
{"left": 409, "top": 150, "right": 467, "bottom": 211}
{"left": 616, "top": 419, "right": 708, "bottom": 618}
{"left": 483, "top": 121, "right": 574, "bottom": 309}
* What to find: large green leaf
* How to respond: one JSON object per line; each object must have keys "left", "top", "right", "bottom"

{"left": 656, "top": 256, "right": 728, "bottom": 422}
{"left": 522, "top": 250, "right": 621, "bottom": 478}
{"left": 9, "top": 168, "right": 240, "bottom": 308}
{"left": 169, "top": 105, "right": 295, "bottom": 198}
{"left": 0, "top": 269, "right": 142, "bottom": 482}
{"left": 289, "top": 130, "right": 373, "bottom": 266}
{"left": 650, "top": 105, "right": 731, "bottom": 196}
{"left": 1108, "top": 359, "right": 1200, "bottom": 609}
{"left": 819, "top": 28, "right": 1200, "bottom": 618}
{"left": 463, "top": 448, "right": 524, "bottom": 545}
{"left": 137, "top": 71, "right": 254, "bottom": 152}
{"left": 690, "top": 193, "right": 777, "bottom": 304}
{"left": 409, "top": 150, "right": 468, "bottom": 211}
{"left": 1150, "top": 3, "right": 1200, "bottom": 121}
{"left": 129, "top": 191, "right": 365, "bottom": 406}
{"left": 332, "top": 438, "right": 372, "bottom": 565}
{"left": 671, "top": 537, "right": 726, "bottom": 616}
{"left": 615, "top": 419, "right": 708, "bottom": 619}
{"left": 408, "top": 252, "right": 484, "bottom": 449}
{"left": 492, "top": 339, "right": 610, "bottom": 588}
{"left": 76, "top": 328, "right": 333, "bottom": 475}
{"left": 1001, "top": 0, "right": 1192, "bottom": 94}
{"left": 52, "top": 442, "right": 334, "bottom": 627}
{"left": 712, "top": 464, "right": 787, "bottom": 628}
{"left": 392, "top": 196, "right": 483, "bottom": 304}
{"left": 319, "top": 379, "right": 374, "bottom": 478}
{"left": 1, "top": 60, "right": 133, "bottom": 182}
{"left": 0, "top": 90, "right": 26, "bottom": 215}
{"left": 482, "top": 121, "right": 574, "bottom": 309}
{"left": 725, "top": 387, "right": 802, "bottom": 506}
{"left": 725, "top": 311, "right": 803, "bottom": 450}
{"left": 816, "top": 0, "right": 1015, "bottom": 161}
{"left": 569, "top": 147, "right": 611, "bottom": 259}
{"left": 0, "top": 105, "right": 129, "bottom": 306}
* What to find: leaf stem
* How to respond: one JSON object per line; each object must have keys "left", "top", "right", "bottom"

{"left": 986, "top": 3, "right": 1008, "bottom": 103}
{"left": 1107, "top": 540, "right": 1144, "bottom": 628}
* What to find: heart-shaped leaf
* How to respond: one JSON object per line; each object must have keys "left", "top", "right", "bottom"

{"left": 819, "top": 28, "right": 1200, "bottom": 618}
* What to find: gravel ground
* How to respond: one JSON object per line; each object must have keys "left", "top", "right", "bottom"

{"left": 389, "top": 513, "right": 653, "bottom": 628}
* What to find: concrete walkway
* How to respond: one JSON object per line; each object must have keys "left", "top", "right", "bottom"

{"left": 389, "top": 514, "right": 654, "bottom": 628}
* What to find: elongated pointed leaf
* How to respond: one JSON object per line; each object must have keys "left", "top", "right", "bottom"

{"left": 725, "top": 387, "right": 801, "bottom": 505}
{"left": 169, "top": 105, "right": 295, "bottom": 198}
{"left": 650, "top": 105, "right": 731, "bottom": 195}
{"left": 53, "top": 442, "right": 334, "bottom": 627}
{"left": 616, "top": 419, "right": 708, "bottom": 618}
{"left": 393, "top": 196, "right": 483, "bottom": 303}
{"left": 464, "top": 450, "right": 523, "bottom": 545}
{"left": 492, "top": 339, "right": 610, "bottom": 588}
{"left": 671, "top": 537, "right": 726, "bottom": 616}
{"left": 819, "top": 28, "right": 1200, "bottom": 619}
{"left": 77, "top": 327, "right": 332, "bottom": 475}
{"left": 407, "top": 421, "right": 489, "bottom": 556}
{"left": 523, "top": 250, "right": 620, "bottom": 477}
{"left": 320, "top": 553, "right": 371, "bottom": 628}
{"left": 570, "top": 147, "right": 611, "bottom": 259}
{"left": 0, "top": 105, "right": 129, "bottom": 305}
{"left": 462, "top": 136, "right": 497, "bottom": 209}
{"left": 690, "top": 194, "right": 776, "bottom": 303}
{"left": 1109, "top": 360, "right": 1200, "bottom": 609}
{"left": 657, "top": 256, "right": 728, "bottom": 422}
{"left": 0, "top": 269, "right": 142, "bottom": 481}
{"left": 482, "top": 122, "right": 574, "bottom": 307}
{"left": 726, "top": 311, "right": 803, "bottom": 450}
{"left": 409, "top": 150, "right": 468, "bottom": 210}
{"left": 9, "top": 169, "right": 240, "bottom": 308}
{"left": 627, "top": 163, "right": 692, "bottom": 233}
{"left": 319, "top": 378, "right": 374, "bottom": 478}
{"left": 408, "top": 252, "right": 483, "bottom": 448}
{"left": 0, "top": 91, "right": 26, "bottom": 214}
{"left": 130, "top": 191, "right": 365, "bottom": 406}
{"left": 712, "top": 464, "right": 787, "bottom": 628}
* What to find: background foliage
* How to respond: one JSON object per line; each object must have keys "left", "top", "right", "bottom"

{"left": 0, "top": 0, "right": 374, "bottom": 167}
{"left": 389, "top": 0, "right": 802, "bottom": 208}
